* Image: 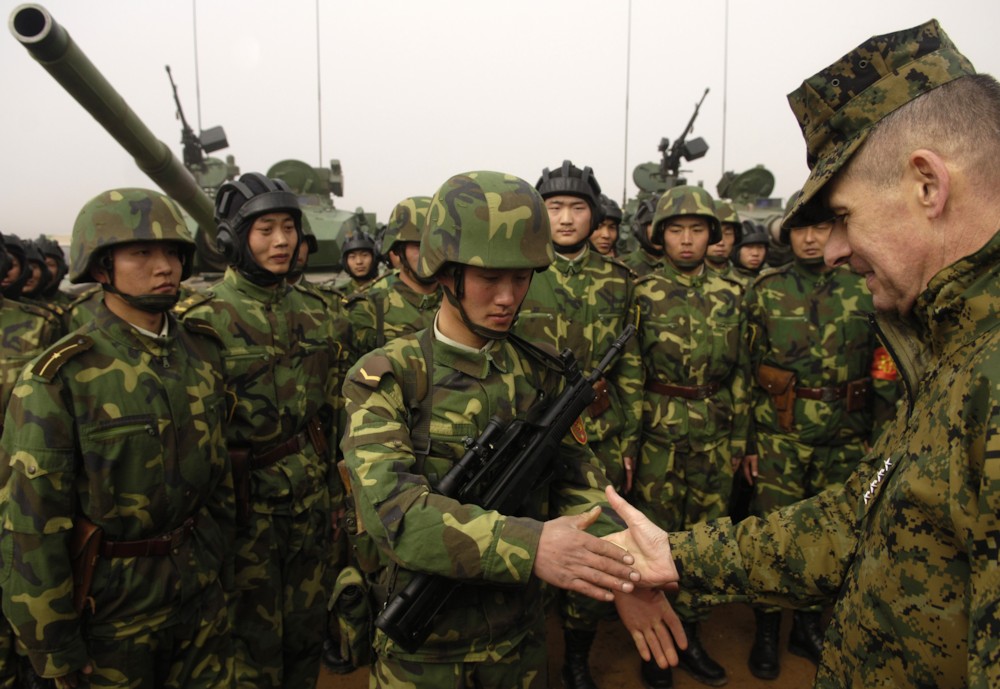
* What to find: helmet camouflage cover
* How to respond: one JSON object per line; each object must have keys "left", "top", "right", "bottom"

{"left": 70, "top": 188, "right": 195, "bottom": 284}
{"left": 418, "top": 171, "right": 555, "bottom": 279}
{"left": 384, "top": 195, "right": 432, "bottom": 254}
{"left": 652, "top": 185, "right": 722, "bottom": 245}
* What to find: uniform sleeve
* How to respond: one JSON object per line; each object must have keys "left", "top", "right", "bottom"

{"left": 550, "top": 434, "right": 623, "bottom": 537}
{"left": 0, "top": 370, "right": 88, "bottom": 678}
{"left": 727, "top": 304, "right": 751, "bottom": 457}
{"left": 341, "top": 358, "right": 542, "bottom": 586}
{"left": 616, "top": 299, "right": 643, "bottom": 460}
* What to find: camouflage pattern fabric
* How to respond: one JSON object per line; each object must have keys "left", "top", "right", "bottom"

{"left": 0, "top": 302, "right": 235, "bottom": 685}
{"left": 66, "top": 286, "right": 104, "bottom": 333}
{"left": 669, "top": 228, "right": 1000, "bottom": 688}
{"left": 346, "top": 280, "right": 442, "bottom": 366}
{"left": 513, "top": 245, "right": 641, "bottom": 489}
{"left": 633, "top": 263, "right": 748, "bottom": 619}
{"left": 342, "top": 330, "right": 620, "bottom": 674}
{"left": 621, "top": 248, "right": 663, "bottom": 279}
{"left": 179, "top": 267, "right": 342, "bottom": 689}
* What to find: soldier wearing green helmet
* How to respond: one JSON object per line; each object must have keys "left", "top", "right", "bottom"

{"left": 346, "top": 195, "right": 441, "bottom": 365}
{"left": 512, "top": 160, "right": 642, "bottom": 689}
{"left": 341, "top": 170, "right": 677, "bottom": 689}
{"left": 632, "top": 183, "right": 749, "bottom": 688}
{"left": 621, "top": 194, "right": 665, "bottom": 278}
{"left": 705, "top": 200, "right": 740, "bottom": 276}
{"left": 0, "top": 188, "right": 235, "bottom": 689}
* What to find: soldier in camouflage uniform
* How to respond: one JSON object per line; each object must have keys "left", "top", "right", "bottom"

{"left": 178, "top": 173, "right": 342, "bottom": 689}
{"left": 0, "top": 188, "right": 235, "bottom": 688}
{"left": 342, "top": 170, "right": 670, "bottom": 689}
{"left": 510, "top": 160, "right": 641, "bottom": 689}
{"left": 607, "top": 19, "right": 1000, "bottom": 689}
{"left": 704, "top": 201, "right": 739, "bottom": 277}
{"left": 729, "top": 220, "right": 770, "bottom": 288}
{"left": 590, "top": 194, "right": 622, "bottom": 257}
{"left": 633, "top": 184, "right": 749, "bottom": 688}
{"left": 34, "top": 235, "right": 74, "bottom": 308}
{"left": 621, "top": 195, "right": 664, "bottom": 278}
{"left": 741, "top": 201, "right": 897, "bottom": 679}
{"left": 0, "top": 235, "right": 30, "bottom": 302}
{"left": 333, "top": 230, "right": 379, "bottom": 294}
{"left": 0, "top": 233, "right": 61, "bottom": 689}
{"left": 346, "top": 195, "right": 441, "bottom": 365}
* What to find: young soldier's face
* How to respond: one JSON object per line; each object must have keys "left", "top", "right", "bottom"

{"left": 545, "top": 195, "right": 592, "bottom": 249}
{"left": 439, "top": 265, "right": 533, "bottom": 343}
{"left": 103, "top": 242, "right": 183, "bottom": 296}
{"left": 706, "top": 223, "right": 737, "bottom": 263}
{"left": 248, "top": 212, "right": 297, "bottom": 274}
{"left": 739, "top": 244, "right": 767, "bottom": 270}
{"left": 2, "top": 255, "right": 21, "bottom": 288}
{"left": 788, "top": 221, "right": 833, "bottom": 263}
{"left": 660, "top": 215, "right": 710, "bottom": 274}
{"left": 346, "top": 250, "right": 373, "bottom": 278}
{"left": 44, "top": 256, "right": 61, "bottom": 282}
{"left": 591, "top": 220, "right": 619, "bottom": 255}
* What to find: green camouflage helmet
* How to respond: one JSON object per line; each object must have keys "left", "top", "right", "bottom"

{"left": 383, "top": 196, "right": 432, "bottom": 254}
{"left": 652, "top": 185, "right": 722, "bottom": 245}
{"left": 70, "top": 188, "right": 196, "bottom": 284}
{"left": 715, "top": 200, "right": 741, "bottom": 243}
{"left": 417, "top": 171, "right": 554, "bottom": 279}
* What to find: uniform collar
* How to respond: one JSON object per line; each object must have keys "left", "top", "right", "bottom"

{"left": 224, "top": 265, "right": 288, "bottom": 305}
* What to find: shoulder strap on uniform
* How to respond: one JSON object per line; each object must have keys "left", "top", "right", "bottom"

{"left": 506, "top": 331, "right": 566, "bottom": 374}
{"left": 408, "top": 328, "right": 435, "bottom": 474}
{"left": 181, "top": 317, "right": 224, "bottom": 345}
{"left": 31, "top": 335, "right": 94, "bottom": 382}
{"left": 173, "top": 290, "right": 214, "bottom": 316}
{"left": 374, "top": 293, "right": 387, "bottom": 349}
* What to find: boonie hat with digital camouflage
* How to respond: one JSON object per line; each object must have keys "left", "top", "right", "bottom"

{"left": 783, "top": 19, "right": 976, "bottom": 229}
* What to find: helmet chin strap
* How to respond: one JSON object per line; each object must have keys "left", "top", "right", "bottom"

{"left": 797, "top": 255, "right": 827, "bottom": 268}
{"left": 101, "top": 283, "right": 179, "bottom": 313}
{"left": 440, "top": 266, "right": 515, "bottom": 342}
{"left": 399, "top": 249, "right": 437, "bottom": 287}
{"left": 553, "top": 239, "right": 589, "bottom": 256}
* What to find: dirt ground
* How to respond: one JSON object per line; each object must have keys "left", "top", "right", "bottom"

{"left": 316, "top": 603, "right": 818, "bottom": 688}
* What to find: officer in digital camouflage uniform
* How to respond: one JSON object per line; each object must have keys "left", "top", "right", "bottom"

{"left": 605, "top": 19, "right": 1000, "bottom": 689}
{"left": 633, "top": 184, "right": 749, "bottom": 688}
{"left": 0, "top": 232, "right": 61, "bottom": 689}
{"left": 704, "top": 200, "right": 739, "bottom": 277}
{"left": 741, "top": 199, "right": 898, "bottom": 680}
{"left": 178, "top": 172, "right": 342, "bottom": 689}
{"left": 0, "top": 188, "right": 235, "bottom": 688}
{"left": 730, "top": 220, "right": 770, "bottom": 288}
{"left": 342, "top": 170, "right": 675, "bottom": 689}
{"left": 621, "top": 194, "right": 664, "bottom": 278}
{"left": 346, "top": 195, "right": 441, "bottom": 366}
{"left": 590, "top": 194, "right": 622, "bottom": 257}
{"left": 508, "top": 160, "right": 641, "bottom": 689}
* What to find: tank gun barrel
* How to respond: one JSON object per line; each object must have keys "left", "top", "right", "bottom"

{"left": 9, "top": 4, "right": 224, "bottom": 268}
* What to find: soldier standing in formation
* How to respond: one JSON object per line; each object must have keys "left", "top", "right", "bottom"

{"left": 633, "top": 184, "right": 749, "bottom": 688}
{"left": 705, "top": 200, "right": 740, "bottom": 277}
{"left": 342, "top": 170, "right": 670, "bottom": 689}
{"left": 34, "top": 236, "right": 74, "bottom": 308}
{"left": 0, "top": 188, "right": 235, "bottom": 688}
{"left": 346, "top": 195, "right": 441, "bottom": 363}
{"left": 178, "top": 173, "right": 343, "bottom": 689}
{"left": 621, "top": 195, "right": 664, "bottom": 278}
{"left": 512, "top": 160, "right": 642, "bottom": 689}
{"left": 607, "top": 19, "right": 1000, "bottom": 689}
{"left": 730, "top": 220, "right": 770, "bottom": 287}
{"left": 742, "top": 204, "right": 896, "bottom": 680}
{"left": 590, "top": 194, "right": 623, "bottom": 258}
{"left": 334, "top": 230, "right": 380, "bottom": 294}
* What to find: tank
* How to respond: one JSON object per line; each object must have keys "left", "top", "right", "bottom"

{"left": 9, "top": 3, "right": 372, "bottom": 280}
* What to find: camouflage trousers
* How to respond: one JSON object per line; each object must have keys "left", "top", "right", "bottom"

{"left": 634, "top": 440, "right": 734, "bottom": 622}
{"left": 83, "top": 579, "right": 232, "bottom": 688}
{"left": 0, "top": 612, "right": 13, "bottom": 689}
{"left": 370, "top": 623, "right": 547, "bottom": 689}
{"left": 751, "top": 432, "right": 866, "bottom": 614}
{"left": 231, "top": 506, "right": 331, "bottom": 689}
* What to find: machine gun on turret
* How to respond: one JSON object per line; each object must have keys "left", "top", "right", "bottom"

{"left": 658, "top": 87, "right": 710, "bottom": 186}
{"left": 165, "top": 65, "right": 229, "bottom": 169}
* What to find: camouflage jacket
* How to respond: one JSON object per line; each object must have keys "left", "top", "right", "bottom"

{"left": 0, "top": 296, "right": 61, "bottom": 423}
{"left": 65, "top": 285, "right": 102, "bottom": 333}
{"left": 180, "top": 267, "right": 343, "bottom": 514}
{"left": 729, "top": 265, "right": 762, "bottom": 289}
{"left": 622, "top": 248, "right": 664, "bottom": 279}
{"left": 346, "top": 279, "right": 442, "bottom": 365}
{"left": 635, "top": 263, "right": 750, "bottom": 455}
{"left": 513, "top": 247, "right": 642, "bottom": 458}
{"left": 0, "top": 303, "right": 234, "bottom": 678}
{"left": 342, "top": 330, "right": 619, "bottom": 662}
{"left": 748, "top": 262, "right": 888, "bottom": 445}
{"left": 670, "top": 229, "right": 1000, "bottom": 689}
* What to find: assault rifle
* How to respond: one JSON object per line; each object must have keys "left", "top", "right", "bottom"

{"left": 374, "top": 324, "right": 636, "bottom": 652}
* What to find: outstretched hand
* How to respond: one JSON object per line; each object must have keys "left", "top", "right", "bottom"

{"left": 615, "top": 587, "right": 688, "bottom": 668}
{"left": 534, "top": 505, "right": 639, "bottom": 601}
{"left": 602, "top": 485, "right": 679, "bottom": 588}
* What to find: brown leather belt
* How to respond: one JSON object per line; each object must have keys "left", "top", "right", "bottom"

{"left": 796, "top": 377, "right": 871, "bottom": 405}
{"left": 249, "top": 417, "right": 328, "bottom": 471}
{"left": 645, "top": 380, "right": 721, "bottom": 400}
{"left": 100, "top": 514, "right": 198, "bottom": 558}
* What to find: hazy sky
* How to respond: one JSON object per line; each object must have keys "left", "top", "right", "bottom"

{"left": 4, "top": 0, "right": 999, "bottom": 238}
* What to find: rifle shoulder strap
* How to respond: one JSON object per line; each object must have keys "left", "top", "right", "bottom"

{"left": 506, "top": 332, "right": 566, "bottom": 375}
{"left": 374, "top": 294, "right": 387, "bottom": 349}
{"left": 401, "top": 328, "right": 435, "bottom": 475}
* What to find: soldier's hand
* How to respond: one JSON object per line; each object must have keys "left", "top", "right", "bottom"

{"left": 623, "top": 455, "right": 636, "bottom": 493}
{"left": 54, "top": 664, "right": 92, "bottom": 688}
{"left": 741, "top": 454, "right": 759, "bottom": 485}
{"left": 602, "top": 486, "right": 679, "bottom": 588}
{"left": 615, "top": 587, "right": 688, "bottom": 669}
{"left": 533, "top": 505, "right": 639, "bottom": 601}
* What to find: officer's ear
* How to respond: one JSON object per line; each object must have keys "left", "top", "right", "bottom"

{"left": 908, "top": 148, "right": 950, "bottom": 220}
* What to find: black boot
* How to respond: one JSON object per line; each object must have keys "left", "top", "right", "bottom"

{"left": 321, "top": 636, "right": 355, "bottom": 675}
{"left": 748, "top": 610, "right": 782, "bottom": 680}
{"left": 561, "top": 628, "right": 598, "bottom": 689}
{"left": 677, "top": 621, "right": 728, "bottom": 686}
{"left": 640, "top": 657, "right": 673, "bottom": 689}
{"left": 788, "top": 610, "right": 824, "bottom": 665}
